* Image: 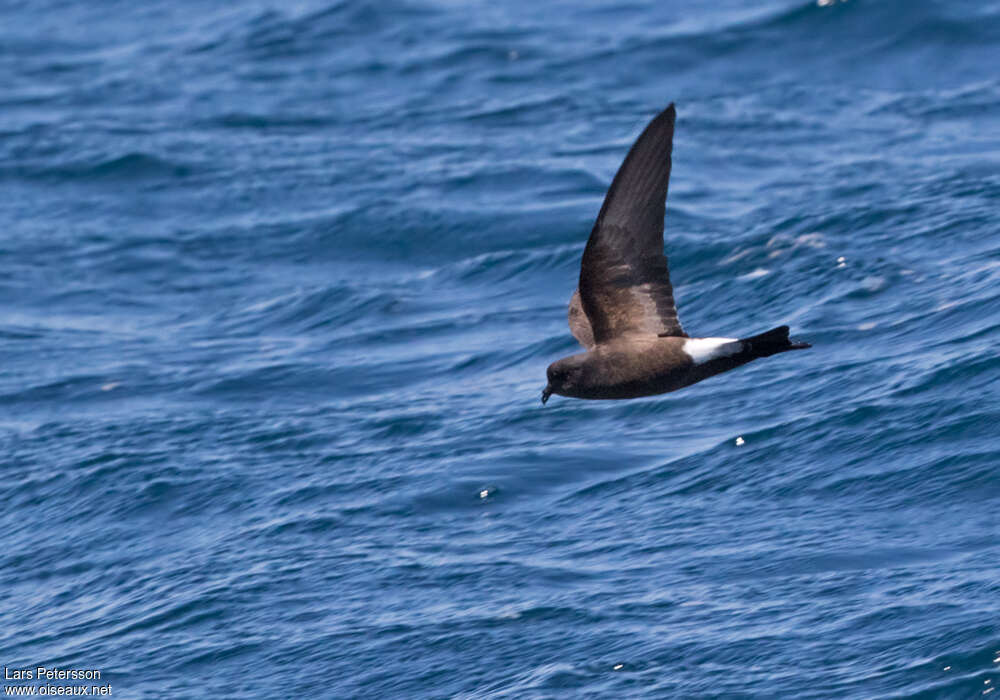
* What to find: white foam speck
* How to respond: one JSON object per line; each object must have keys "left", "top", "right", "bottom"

{"left": 796, "top": 233, "right": 827, "bottom": 248}
{"left": 739, "top": 268, "right": 770, "bottom": 280}
{"left": 720, "top": 248, "right": 754, "bottom": 265}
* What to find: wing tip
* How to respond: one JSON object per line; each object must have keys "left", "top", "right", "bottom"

{"left": 645, "top": 102, "right": 676, "bottom": 143}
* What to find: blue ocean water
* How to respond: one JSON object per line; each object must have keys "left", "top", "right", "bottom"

{"left": 2, "top": 0, "right": 998, "bottom": 697}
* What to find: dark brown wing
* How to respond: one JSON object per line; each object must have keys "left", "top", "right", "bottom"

{"left": 577, "top": 103, "right": 686, "bottom": 343}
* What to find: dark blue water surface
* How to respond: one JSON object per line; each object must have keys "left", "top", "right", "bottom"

{"left": 2, "top": 0, "right": 999, "bottom": 697}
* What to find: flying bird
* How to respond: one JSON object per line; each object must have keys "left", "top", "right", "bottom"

{"left": 542, "top": 103, "right": 810, "bottom": 404}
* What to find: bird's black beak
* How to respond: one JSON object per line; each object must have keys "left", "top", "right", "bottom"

{"left": 541, "top": 385, "right": 552, "bottom": 405}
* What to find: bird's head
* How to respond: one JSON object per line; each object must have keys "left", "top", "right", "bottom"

{"left": 542, "top": 355, "right": 588, "bottom": 404}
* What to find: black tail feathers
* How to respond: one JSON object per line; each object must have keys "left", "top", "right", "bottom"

{"left": 741, "top": 325, "right": 811, "bottom": 358}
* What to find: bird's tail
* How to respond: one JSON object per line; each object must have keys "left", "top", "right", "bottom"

{"left": 740, "top": 325, "right": 811, "bottom": 359}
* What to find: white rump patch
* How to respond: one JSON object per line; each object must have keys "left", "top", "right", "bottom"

{"left": 683, "top": 337, "right": 739, "bottom": 365}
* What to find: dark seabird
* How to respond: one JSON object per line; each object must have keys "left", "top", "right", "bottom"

{"left": 542, "top": 103, "right": 810, "bottom": 404}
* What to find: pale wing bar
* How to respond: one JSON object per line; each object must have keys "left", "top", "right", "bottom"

{"left": 567, "top": 290, "right": 595, "bottom": 349}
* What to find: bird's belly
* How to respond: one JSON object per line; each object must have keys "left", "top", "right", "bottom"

{"left": 573, "top": 343, "right": 698, "bottom": 399}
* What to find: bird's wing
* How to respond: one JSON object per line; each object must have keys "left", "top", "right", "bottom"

{"left": 576, "top": 103, "right": 687, "bottom": 343}
{"left": 567, "top": 289, "right": 595, "bottom": 349}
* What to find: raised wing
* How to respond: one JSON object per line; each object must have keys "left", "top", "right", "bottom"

{"left": 577, "top": 103, "right": 686, "bottom": 343}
